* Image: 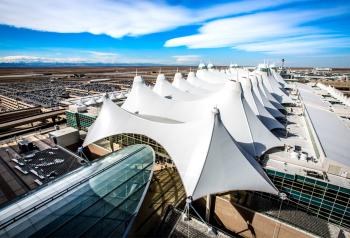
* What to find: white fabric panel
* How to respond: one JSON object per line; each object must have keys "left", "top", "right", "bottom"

{"left": 192, "top": 110, "right": 278, "bottom": 199}
{"left": 271, "top": 68, "right": 289, "bottom": 88}
{"left": 172, "top": 73, "right": 210, "bottom": 95}
{"left": 123, "top": 77, "right": 283, "bottom": 157}
{"left": 153, "top": 74, "right": 200, "bottom": 101}
{"left": 256, "top": 75, "right": 285, "bottom": 111}
{"left": 187, "top": 72, "right": 224, "bottom": 91}
{"left": 196, "top": 69, "right": 230, "bottom": 84}
{"left": 228, "top": 67, "right": 250, "bottom": 81}
{"left": 260, "top": 71, "right": 293, "bottom": 104}
{"left": 251, "top": 76, "right": 285, "bottom": 118}
{"left": 240, "top": 78, "right": 284, "bottom": 130}
{"left": 83, "top": 98, "right": 279, "bottom": 200}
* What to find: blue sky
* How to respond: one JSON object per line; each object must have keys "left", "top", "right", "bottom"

{"left": 0, "top": 0, "right": 349, "bottom": 67}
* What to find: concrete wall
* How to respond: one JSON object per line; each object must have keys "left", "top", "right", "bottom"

{"left": 87, "top": 143, "right": 111, "bottom": 157}
{"left": 212, "top": 196, "right": 314, "bottom": 238}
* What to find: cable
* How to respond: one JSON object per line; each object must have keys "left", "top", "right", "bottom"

{"left": 272, "top": 198, "right": 283, "bottom": 238}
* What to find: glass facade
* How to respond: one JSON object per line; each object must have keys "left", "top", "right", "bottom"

{"left": 114, "top": 134, "right": 170, "bottom": 162}
{"left": 0, "top": 145, "right": 154, "bottom": 238}
{"left": 258, "top": 169, "right": 350, "bottom": 229}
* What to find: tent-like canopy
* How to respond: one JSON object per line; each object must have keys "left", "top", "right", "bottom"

{"left": 258, "top": 70, "right": 293, "bottom": 104}
{"left": 123, "top": 76, "right": 283, "bottom": 157}
{"left": 186, "top": 69, "right": 285, "bottom": 122}
{"left": 186, "top": 72, "right": 224, "bottom": 92}
{"left": 256, "top": 74, "right": 285, "bottom": 110}
{"left": 270, "top": 67, "right": 289, "bottom": 89}
{"left": 153, "top": 74, "right": 200, "bottom": 101}
{"left": 83, "top": 98, "right": 279, "bottom": 200}
{"left": 172, "top": 72, "right": 210, "bottom": 95}
{"left": 250, "top": 76, "right": 285, "bottom": 118}
{"left": 239, "top": 78, "right": 284, "bottom": 130}
{"left": 170, "top": 73, "right": 282, "bottom": 130}
{"left": 196, "top": 69, "right": 230, "bottom": 84}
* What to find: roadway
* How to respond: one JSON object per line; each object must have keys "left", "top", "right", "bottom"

{"left": 0, "top": 109, "right": 65, "bottom": 130}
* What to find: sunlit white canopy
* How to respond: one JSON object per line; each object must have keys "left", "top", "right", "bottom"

{"left": 186, "top": 72, "right": 224, "bottom": 91}
{"left": 198, "top": 63, "right": 206, "bottom": 69}
{"left": 196, "top": 69, "right": 230, "bottom": 84}
{"left": 256, "top": 74, "right": 285, "bottom": 110}
{"left": 172, "top": 72, "right": 283, "bottom": 130}
{"left": 83, "top": 98, "right": 279, "bottom": 200}
{"left": 270, "top": 67, "right": 289, "bottom": 89}
{"left": 239, "top": 77, "right": 284, "bottom": 130}
{"left": 258, "top": 70, "right": 293, "bottom": 104}
{"left": 250, "top": 76, "right": 285, "bottom": 118}
{"left": 123, "top": 76, "right": 283, "bottom": 157}
{"left": 153, "top": 74, "right": 200, "bottom": 100}
{"left": 172, "top": 72, "right": 210, "bottom": 95}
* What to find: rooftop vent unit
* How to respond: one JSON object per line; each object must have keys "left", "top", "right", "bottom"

{"left": 18, "top": 140, "right": 34, "bottom": 154}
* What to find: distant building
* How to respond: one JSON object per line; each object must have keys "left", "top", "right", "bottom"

{"left": 313, "top": 67, "right": 332, "bottom": 74}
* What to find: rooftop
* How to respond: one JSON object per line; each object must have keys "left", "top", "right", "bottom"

{"left": 0, "top": 144, "right": 154, "bottom": 238}
{"left": 297, "top": 83, "right": 350, "bottom": 167}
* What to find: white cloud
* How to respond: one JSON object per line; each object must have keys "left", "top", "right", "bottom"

{"left": 0, "top": 55, "right": 91, "bottom": 63}
{"left": 173, "top": 55, "right": 201, "bottom": 64}
{"left": 0, "top": 50, "right": 123, "bottom": 63}
{"left": 195, "top": 0, "right": 306, "bottom": 20}
{"left": 0, "top": 53, "right": 169, "bottom": 64}
{"left": 0, "top": 0, "right": 299, "bottom": 38}
{"left": 234, "top": 35, "right": 350, "bottom": 55}
{"left": 87, "top": 51, "right": 119, "bottom": 57}
{"left": 165, "top": 7, "right": 349, "bottom": 54}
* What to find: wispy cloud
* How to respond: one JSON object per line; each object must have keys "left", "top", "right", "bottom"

{"left": 0, "top": 50, "right": 122, "bottom": 63}
{"left": 0, "top": 53, "right": 170, "bottom": 64}
{"left": 234, "top": 35, "right": 350, "bottom": 54}
{"left": 87, "top": 51, "right": 119, "bottom": 57}
{"left": 0, "top": 55, "right": 89, "bottom": 63}
{"left": 173, "top": 55, "right": 201, "bottom": 64}
{"left": 0, "top": 0, "right": 300, "bottom": 38}
{"left": 165, "top": 7, "right": 350, "bottom": 55}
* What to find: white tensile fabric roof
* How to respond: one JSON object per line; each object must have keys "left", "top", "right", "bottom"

{"left": 270, "top": 68, "right": 289, "bottom": 88}
{"left": 172, "top": 72, "right": 210, "bottom": 95}
{"left": 259, "top": 71, "right": 293, "bottom": 104}
{"left": 187, "top": 72, "right": 224, "bottom": 91}
{"left": 196, "top": 69, "right": 230, "bottom": 83}
{"left": 256, "top": 74, "right": 285, "bottom": 110}
{"left": 194, "top": 66, "right": 289, "bottom": 111}
{"left": 153, "top": 74, "right": 201, "bottom": 100}
{"left": 83, "top": 98, "right": 279, "bottom": 200}
{"left": 123, "top": 76, "right": 283, "bottom": 157}
{"left": 188, "top": 70, "right": 285, "bottom": 120}
{"left": 250, "top": 76, "right": 285, "bottom": 118}
{"left": 167, "top": 73, "right": 283, "bottom": 130}
{"left": 239, "top": 77, "right": 284, "bottom": 130}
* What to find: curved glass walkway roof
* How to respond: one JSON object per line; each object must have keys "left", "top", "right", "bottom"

{"left": 0, "top": 144, "right": 155, "bottom": 238}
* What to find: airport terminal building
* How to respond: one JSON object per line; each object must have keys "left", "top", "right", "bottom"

{"left": 63, "top": 66, "right": 350, "bottom": 235}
